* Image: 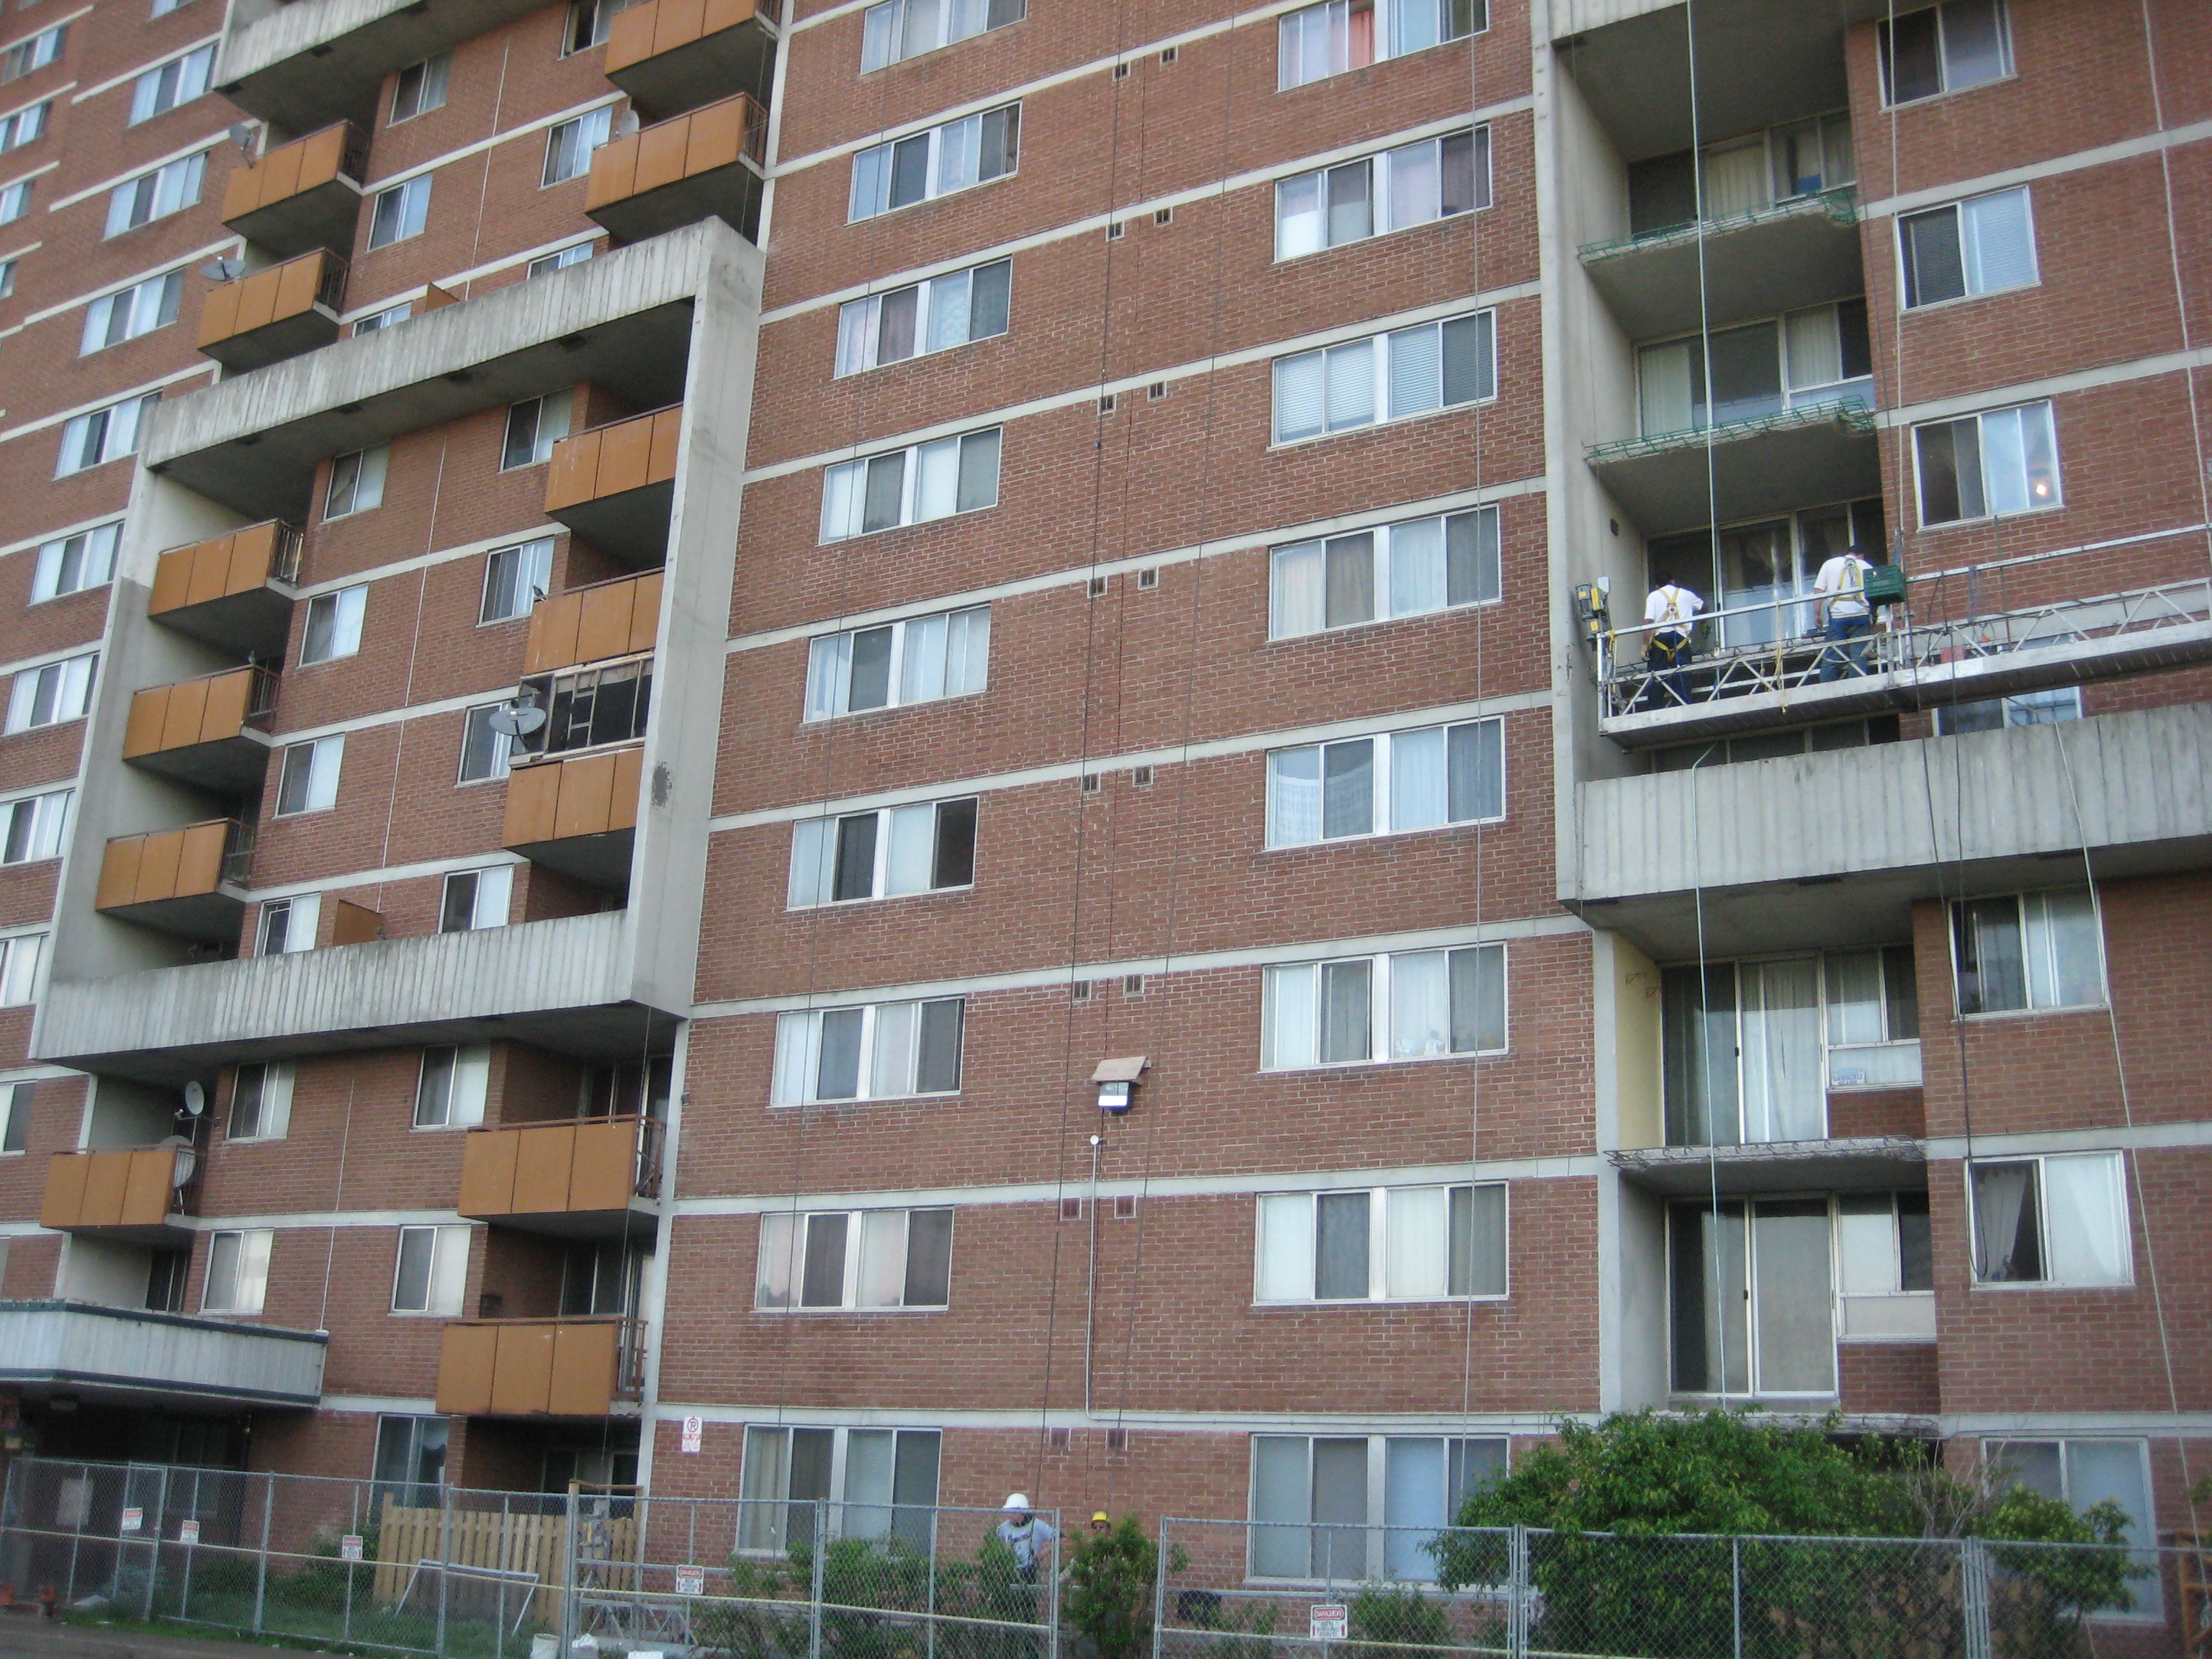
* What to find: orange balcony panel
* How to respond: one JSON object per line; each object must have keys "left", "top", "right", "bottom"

{"left": 605, "top": 0, "right": 773, "bottom": 120}
{"left": 96, "top": 822, "right": 249, "bottom": 943}
{"left": 435, "top": 1316, "right": 644, "bottom": 1419}
{"left": 40, "top": 1146, "right": 194, "bottom": 1240}
{"left": 525, "top": 570, "right": 662, "bottom": 675}
{"left": 542, "top": 406, "right": 681, "bottom": 562}
{"left": 121, "top": 667, "right": 276, "bottom": 793}
{"left": 490, "top": 1324, "right": 557, "bottom": 1416}
{"left": 502, "top": 748, "right": 642, "bottom": 891}
{"left": 435, "top": 1323, "right": 499, "bottom": 1416}
{"left": 457, "top": 1118, "right": 653, "bottom": 1237}
{"left": 198, "top": 250, "right": 346, "bottom": 373}
{"left": 546, "top": 1322, "right": 622, "bottom": 1417}
{"left": 585, "top": 93, "right": 763, "bottom": 246}
{"left": 220, "top": 122, "right": 367, "bottom": 259}
{"left": 148, "top": 522, "right": 301, "bottom": 657}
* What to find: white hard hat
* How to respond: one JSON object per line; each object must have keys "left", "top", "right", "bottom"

{"left": 1003, "top": 1493, "right": 1031, "bottom": 1511}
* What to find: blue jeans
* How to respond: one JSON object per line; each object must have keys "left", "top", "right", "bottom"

{"left": 1820, "top": 613, "right": 1871, "bottom": 681}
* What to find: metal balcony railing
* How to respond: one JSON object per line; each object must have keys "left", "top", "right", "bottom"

{"left": 1578, "top": 185, "right": 1860, "bottom": 262}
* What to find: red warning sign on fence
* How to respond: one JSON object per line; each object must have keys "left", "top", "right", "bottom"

{"left": 341, "top": 1535, "right": 364, "bottom": 1562}
{"left": 179, "top": 1520, "right": 200, "bottom": 1545}
{"left": 675, "top": 1565, "right": 705, "bottom": 1597}
{"left": 1309, "top": 1605, "right": 1348, "bottom": 1642}
{"left": 119, "top": 1508, "right": 143, "bottom": 1534}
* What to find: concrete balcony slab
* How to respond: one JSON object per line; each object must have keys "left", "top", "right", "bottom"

{"left": 0, "top": 1300, "right": 325, "bottom": 1409}
{"left": 218, "top": 0, "right": 552, "bottom": 132}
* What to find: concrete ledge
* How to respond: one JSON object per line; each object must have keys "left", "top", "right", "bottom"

{"left": 32, "top": 910, "right": 679, "bottom": 1084}
{"left": 143, "top": 219, "right": 755, "bottom": 519}
{"left": 0, "top": 1300, "right": 326, "bottom": 1409}
{"left": 219, "top": 0, "right": 552, "bottom": 132}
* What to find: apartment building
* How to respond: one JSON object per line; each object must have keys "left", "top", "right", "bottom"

{"left": 0, "top": 0, "right": 2202, "bottom": 1619}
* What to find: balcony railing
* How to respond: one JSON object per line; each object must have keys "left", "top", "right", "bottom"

{"left": 542, "top": 404, "right": 682, "bottom": 562}
{"left": 1581, "top": 186, "right": 1860, "bottom": 261}
{"left": 40, "top": 1143, "right": 197, "bottom": 1236}
{"left": 121, "top": 665, "right": 279, "bottom": 793}
{"left": 585, "top": 91, "right": 766, "bottom": 245}
{"left": 197, "top": 249, "right": 349, "bottom": 373}
{"left": 95, "top": 820, "right": 253, "bottom": 941}
{"left": 148, "top": 521, "right": 302, "bottom": 657}
{"left": 434, "top": 1316, "right": 646, "bottom": 1418}
{"left": 525, "top": 570, "right": 663, "bottom": 675}
{"left": 458, "top": 1114, "right": 662, "bottom": 1234}
{"left": 605, "top": 0, "right": 776, "bottom": 120}
{"left": 220, "top": 122, "right": 369, "bottom": 259}
{"left": 502, "top": 745, "right": 644, "bottom": 890}
{"left": 1598, "top": 575, "right": 2212, "bottom": 734}
{"left": 1587, "top": 394, "right": 1875, "bottom": 467}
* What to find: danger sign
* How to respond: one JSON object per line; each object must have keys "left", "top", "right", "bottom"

{"left": 1309, "top": 1605, "right": 1348, "bottom": 1642}
{"left": 119, "top": 1508, "right": 143, "bottom": 1534}
{"left": 340, "top": 1535, "right": 364, "bottom": 1562}
{"left": 179, "top": 1520, "right": 201, "bottom": 1545}
{"left": 675, "top": 1565, "right": 705, "bottom": 1598}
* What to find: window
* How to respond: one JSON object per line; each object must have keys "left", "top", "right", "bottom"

{"left": 353, "top": 302, "right": 412, "bottom": 333}
{"left": 32, "top": 523, "right": 120, "bottom": 601}
{"left": 390, "top": 53, "right": 449, "bottom": 122}
{"left": 1915, "top": 400, "right": 2059, "bottom": 526}
{"left": 1879, "top": 0, "right": 2010, "bottom": 105}
{"left": 150, "top": 0, "right": 194, "bottom": 15}
{"left": 0, "top": 789, "right": 69, "bottom": 863}
{"left": 1275, "top": 129, "right": 1488, "bottom": 259}
{"left": 1277, "top": 0, "right": 1479, "bottom": 90}
{"left": 458, "top": 704, "right": 518, "bottom": 783}
{"left": 0, "top": 25, "right": 64, "bottom": 84}
{"left": 1669, "top": 1199, "right": 1837, "bottom": 1395}
{"left": 1637, "top": 300, "right": 1873, "bottom": 437}
{"left": 862, "top": 0, "right": 1022, "bottom": 69}
{"left": 1662, "top": 948, "right": 1921, "bottom": 1147}
{"left": 1265, "top": 717, "right": 1503, "bottom": 845}
{"left": 1272, "top": 311, "right": 1493, "bottom": 444}
{"left": 773, "top": 999, "right": 965, "bottom": 1104}
{"left": 0, "top": 933, "right": 40, "bottom": 1004}
{"left": 527, "top": 243, "right": 594, "bottom": 278}
{"left": 481, "top": 539, "right": 554, "bottom": 624}
{"left": 739, "top": 1426, "right": 941, "bottom": 1553}
{"left": 503, "top": 390, "right": 574, "bottom": 469}
{"left": 1951, "top": 888, "right": 2102, "bottom": 1014}
{"left": 0, "top": 1079, "right": 29, "bottom": 1154}
{"left": 226, "top": 1061, "right": 294, "bottom": 1141}
{"left": 145, "top": 1250, "right": 188, "bottom": 1312}
{"left": 755, "top": 1207, "right": 953, "bottom": 1310}
{"left": 1936, "top": 684, "right": 2080, "bottom": 734}
{"left": 0, "top": 98, "right": 48, "bottom": 153}
{"left": 414, "top": 1044, "right": 490, "bottom": 1128}
{"left": 820, "top": 427, "right": 1000, "bottom": 540}
{"left": 848, "top": 104, "right": 1019, "bottom": 220}
{"left": 1256, "top": 1183, "right": 1505, "bottom": 1304}
{"left": 0, "top": 257, "right": 15, "bottom": 298}
{"left": 105, "top": 153, "right": 206, "bottom": 236}
{"left": 805, "top": 605, "right": 989, "bottom": 719}
{"left": 1983, "top": 1439, "right": 2157, "bottom": 1617}
{"left": 1647, "top": 498, "right": 1887, "bottom": 651}
{"left": 544, "top": 107, "right": 613, "bottom": 185}
{"left": 0, "top": 177, "right": 28, "bottom": 224}
{"left": 439, "top": 866, "right": 513, "bottom": 932}
{"left": 6, "top": 654, "right": 95, "bottom": 732}
{"left": 128, "top": 44, "right": 214, "bottom": 122}
{"left": 1271, "top": 506, "right": 1498, "bottom": 637}
{"left": 300, "top": 585, "right": 367, "bottom": 665}
{"left": 367, "top": 175, "right": 431, "bottom": 248}
{"left": 202, "top": 1228, "right": 273, "bottom": 1313}
{"left": 836, "top": 258, "right": 1011, "bottom": 376}
{"left": 562, "top": 1237, "right": 644, "bottom": 1316}
{"left": 1249, "top": 1434, "right": 1506, "bottom": 1581}
{"left": 1262, "top": 945, "right": 1506, "bottom": 1069}
{"left": 567, "top": 0, "right": 639, "bottom": 52}
{"left": 788, "top": 799, "right": 976, "bottom": 907}
{"left": 274, "top": 737, "right": 342, "bottom": 816}
{"left": 1900, "top": 187, "right": 2034, "bottom": 307}
{"left": 57, "top": 395, "right": 158, "bottom": 475}
{"left": 325, "top": 446, "right": 389, "bottom": 518}
{"left": 392, "top": 1224, "right": 471, "bottom": 1314}
{"left": 515, "top": 656, "right": 651, "bottom": 757}
{"left": 256, "top": 896, "right": 319, "bottom": 958}
{"left": 1969, "top": 1151, "right": 2129, "bottom": 1286}
{"left": 1835, "top": 1192, "right": 1934, "bottom": 1339}
{"left": 373, "top": 1416, "right": 449, "bottom": 1506}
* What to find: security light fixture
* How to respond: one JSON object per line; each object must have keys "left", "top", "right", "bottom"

{"left": 1092, "top": 1056, "right": 1147, "bottom": 1115}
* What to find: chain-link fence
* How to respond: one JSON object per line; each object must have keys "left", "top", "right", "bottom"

{"left": 1155, "top": 1516, "right": 2206, "bottom": 1659}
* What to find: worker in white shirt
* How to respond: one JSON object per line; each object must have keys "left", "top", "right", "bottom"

{"left": 1641, "top": 575, "right": 1704, "bottom": 707}
{"left": 1812, "top": 545, "right": 1876, "bottom": 681}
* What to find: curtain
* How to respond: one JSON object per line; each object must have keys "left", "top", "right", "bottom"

{"left": 900, "top": 611, "right": 948, "bottom": 703}
{"left": 1320, "top": 960, "right": 1372, "bottom": 1063}
{"left": 1742, "top": 958, "right": 1823, "bottom": 1141}
{"left": 1268, "top": 748, "right": 1322, "bottom": 845}
{"left": 1264, "top": 965, "right": 1318, "bottom": 1069}
{"left": 788, "top": 819, "right": 832, "bottom": 907}
{"left": 1326, "top": 161, "right": 1372, "bottom": 247}
{"left": 1445, "top": 508, "right": 1499, "bottom": 606}
{"left": 1386, "top": 138, "right": 1439, "bottom": 231}
{"left": 1385, "top": 1186, "right": 1447, "bottom": 1298}
{"left": 1700, "top": 138, "right": 1770, "bottom": 218}
{"left": 755, "top": 1212, "right": 799, "bottom": 1308}
{"left": 943, "top": 606, "right": 989, "bottom": 695}
{"left": 1273, "top": 541, "right": 1326, "bottom": 637}
{"left": 1390, "top": 728, "right": 1447, "bottom": 832}
{"left": 1448, "top": 1183, "right": 1506, "bottom": 1294}
{"left": 2041, "top": 1153, "right": 2127, "bottom": 1285}
{"left": 925, "top": 268, "right": 971, "bottom": 353}
{"left": 1447, "top": 719, "right": 1503, "bottom": 822}
{"left": 1963, "top": 189, "right": 2034, "bottom": 294}
{"left": 1276, "top": 173, "right": 1326, "bottom": 258}
{"left": 1388, "top": 322, "right": 1442, "bottom": 419}
{"left": 1971, "top": 1161, "right": 2038, "bottom": 1280}
{"left": 1383, "top": 1438, "right": 1445, "bottom": 1581}
{"left": 1324, "top": 532, "right": 1375, "bottom": 626}
{"left": 1314, "top": 1193, "right": 1370, "bottom": 1298}
{"left": 1388, "top": 517, "right": 1446, "bottom": 616}
{"left": 856, "top": 1211, "right": 907, "bottom": 1308}
{"left": 884, "top": 804, "right": 935, "bottom": 895}
{"left": 1785, "top": 305, "right": 1843, "bottom": 391}
{"left": 1639, "top": 341, "right": 1697, "bottom": 436}
{"left": 1309, "top": 1439, "right": 1370, "bottom": 1580}
{"left": 1256, "top": 1193, "right": 1315, "bottom": 1300}
{"left": 1274, "top": 353, "right": 1325, "bottom": 441}
{"left": 2026, "top": 888, "right": 2102, "bottom": 1008}
{"left": 1326, "top": 339, "right": 1376, "bottom": 431}
{"left": 1388, "top": 950, "right": 1449, "bottom": 1057}
{"left": 1249, "top": 1439, "right": 1310, "bottom": 1577}
{"left": 1320, "top": 738, "right": 1375, "bottom": 837}
{"left": 1449, "top": 945, "right": 1505, "bottom": 1053}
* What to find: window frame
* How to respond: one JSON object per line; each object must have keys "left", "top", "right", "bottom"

{"left": 256, "top": 892, "right": 320, "bottom": 954}
{"left": 0, "top": 933, "right": 41, "bottom": 1006}
{"left": 299, "top": 584, "right": 368, "bottom": 666}
{"left": 835, "top": 256, "right": 1012, "bottom": 377}
{"left": 1897, "top": 186, "right": 2037, "bottom": 310}
{"left": 0, "top": 1079, "right": 30, "bottom": 1155}
{"left": 128, "top": 42, "right": 215, "bottom": 125}
{"left": 390, "top": 53, "right": 451, "bottom": 124}
{"left": 0, "top": 788, "right": 71, "bottom": 865}
{"left": 772, "top": 997, "right": 966, "bottom": 1106}
{"left": 1268, "top": 505, "right": 1502, "bottom": 639}
{"left": 0, "top": 25, "right": 66, "bottom": 85}
{"left": 1264, "top": 716, "right": 1506, "bottom": 848}
{"left": 847, "top": 102, "right": 1021, "bottom": 222}
{"left": 1948, "top": 886, "right": 2105, "bottom": 1016}
{"left": 439, "top": 865, "right": 513, "bottom": 933}
{"left": 57, "top": 394, "right": 159, "bottom": 476}
{"left": 1979, "top": 1437, "right": 2159, "bottom": 1620}
{"left": 819, "top": 427, "right": 1002, "bottom": 542}
{"left": 1967, "top": 1151, "right": 2132, "bottom": 1289}
{"left": 804, "top": 604, "right": 991, "bottom": 721}
{"left": 1246, "top": 1431, "right": 1509, "bottom": 1585}
{"left": 754, "top": 1205, "right": 956, "bottom": 1312}
{"left": 201, "top": 1228, "right": 273, "bottom": 1314}
{"left": 480, "top": 539, "right": 554, "bottom": 624}
{"left": 225, "top": 1061, "right": 294, "bottom": 1142}
{"left": 457, "top": 703, "right": 518, "bottom": 783}
{"left": 1273, "top": 126, "right": 1491, "bottom": 262}
{"left": 6, "top": 653, "right": 96, "bottom": 733}
{"left": 737, "top": 1424, "right": 943, "bottom": 1555}
{"left": 786, "top": 797, "right": 979, "bottom": 909}
{"left": 502, "top": 390, "right": 575, "bottom": 471}
{"left": 1254, "top": 1182, "right": 1509, "bottom": 1305}
{"left": 1275, "top": 0, "right": 1485, "bottom": 92}
{"left": 0, "top": 97, "right": 45, "bottom": 154}
{"left": 1877, "top": 0, "right": 2013, "bottom": 107}
{"left": 274, "top": 735, "right": 344, "bottom": 817}
{"left": 366, "top": 174, "right": 432, "bottom": 250}
{"left": 104, "top": 152, "right": 207, "bottom": 237}
{"left": 1270, "top": 309, "right": 1496, "bottom": 446}
{"left": 31, "top": 522, "right": 121, "bottom": 602}
{"left": 413, "top": 1044, "right": 491, "bottom": 1130}
{"left": 1912, "top": 399, "right": 2062, "bottom": 527}
{"left": 324, "top": 446, "right": 389, "bottom": 518}
{"left": 1261, "top": 943, "right": 1509, "bottom": 1071}
{"left": 860, "top": 0, "right": 1025, "bottom": 71}
{"left": 543, "top": 106, "right": 614, "bottom": 186}
{"left": 390, "top": 1223, "right": 472, "bottom": 1315}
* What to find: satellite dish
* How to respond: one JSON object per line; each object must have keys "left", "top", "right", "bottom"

{"left": 228, "top": 122, "right": 256, "bottom": 153}
{"left": 615, "top": 109, "right": 640, "bottom": 139}
{"left": 200, "top": 257, "right": 245, "bottom": 284}
{"left": 487, "top": 699, "right": 547, "bottom": 738}
{"left": 181, "top": 1082, "right": 206, "bottom": 1118}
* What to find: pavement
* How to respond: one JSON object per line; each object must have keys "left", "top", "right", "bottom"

{"left": 0, "top": 1617, "right": 338, "bottom": 1659}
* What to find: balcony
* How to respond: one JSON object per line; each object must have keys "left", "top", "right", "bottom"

{"left": 1573, "top": 700, "right": 2212, "bottom": 958}
{"left": 1586, "top": 397, "right": 1877, "bottom": 536}
{"left": 434, "top": 1316, "right": 644, "bottom": 1419}
{"left": 0, "top": 1300, "right": 325, "bottom": 1409}
{"left": 219, "top": 0, "right": 554, "bottom": 132}
{"left": 148, "top": 520, "right": 302, "bottom": 657}
{"left": 525, "top": 571, "right": 663, "bottom": 675}
{"left": 503, "top": 747, "right": 642, "bottom": 889}
{"left": 543, "top": 406, "right": 682, "bottom": 563}
{"left": 197, "top": 250, "right": 348, "bottom": 374}
{"left": 585, "top": 93, "right": 765, "bottom": 246}
{"left": 121, "top": 666, "right": 277, "bottom": 793}
{"left": 94, "top": 821, "right": 251, "bottom": 944}
{"left": 1596, "top": 575, "right": 2212, "bottom": 745}
{"left": 40, "top": 1144, "right": 197, "bottom": 1243}
{"left": 1579, "top": 191, "right": 1863, "bottom": 341}
{"left": 35, "top": 910, "right": 673, "bottom": 1086}
{"left": 220, "top": 123, "right": 368, "bottom": 260}
{"left": 458, "top": 1116, "right": 660, "bottom": 1238}
{"left": 606, "top": 0, "right": 777, "bottom": 120}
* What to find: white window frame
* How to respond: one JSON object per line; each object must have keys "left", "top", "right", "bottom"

{"left": 787, "top": 798, "right": 978, "bottom": 909}
{"left": 480, "top": 539, "right": 554, "bottom": 624}
{"left": 367, "top": 174, "right": 431, "bottom": 249}
{"left": 1980, "top": 1438, "right": 2159, "bottom": 1621}
{"left": 1276, "top": 0, "right": 1484, "bottom": 92}
{"left": 390, "top": 53, "right": 451, "bottom": 123}
{"left": 1262, "top": 943, "right": 1509, "bottom": 1070}
{"left": 299, "top": 585, "right": 367, "bottom": 665}
{"left": 1968, "top": 1151, "right": 2131, "bottom": 1289}
{"left": 274, "top": 736, "right": 343, "bottom": 815}
{"left": 848, "top": 103, "right": 1020, "bottom": 222}
{"left": 1264, "top": 716, "right": 1505, "bottom": 847}
{"left": 458, "top": 704, "right": 518, "bottom": 783}
{"left": 804, "top": 605, "right": 990, "bottom": 721}
{"left": 104, "top": 152, "right": 207, "bottom": 237}
{"left": 835, "top": 257, "right": 1012, "bottom": 377}
{"left": 0, "top": 1078, "right": 31, "bottom": 1154}
{"left": 543, "top": 106, "right": 613, "bottom": 186}
{"left": 202, "top": 1228, "right": 273, "bottom": 1314}
{"left": 325, "top": 446, "right": 389, "bottom": 518}
{"left": 1274, "top": 127, "right": 1491, "bottom": 261}
{"left": 737, "top": 1425, "right": 943, "bottom": 1554}
{"left": 1272, "top": 310, "right": 1496, "bottom": 446}
{"left": 1897, "top": 186, "right": 2036, "bottom": 310}
{"left": 391, "top": 1223, "right": 472, "bottom": 1315}
{"left": 1878, "top": 0, "right": 2013, "bottom": 107}
{"left": 754, "top": 1207, "right": 955, "bottom": 1310}
{"left": 772, "top": 998, "right": 966, "bottom": 1105}
{"left": 0, "top": 25, "right": 66, "bottom": 85}
{"left": 226, "top": 1061, "right": 295, "bottom": 1142}
{"left": 502, "top": 389, "right": 574, "bottom": 470}
{"left": 32, "top": 522, "right": 121, "bottom": 601}
{"left": 1948, "top": 886, "right": 2105, "bottom": 1015}
{"left": 1269, "top": 505, "right": 1501, "bottom": 638}
{"left": 0, "top": 932, "right": 44, "bottom": 1005}
{"left": 128, "top": 43, "right": 215, "bottom": 124}
{"left": 0, "top": 788, "right": 71, "bottom": 864}
{"left": 58, "top": 395, "right": 158, "bottom": 476}
{"left": 0, "top": 97, "right": 49, "bottom": 153}
{"left": 820, "top": 427, "right": 1001, "bottom": 541}
{"left": 860, "top": 0, "right": 1024, "bottom": 70}
{"left": 526, "top": 243, "right": 595, "bottom": 279}
{"left": 413, "top": 1044, "right": 490, "bottom": 1129}
{"left": 0, "top": 178, "right": 30, "bottom": 224}
{"left": 6, "top": 653, "right": 96, "bottom": 732}
{"left": 439, "top": 865, "right": 513, "bottom": 932}
{"left": 1254, "top": 1182, "right": 1508, "bottom": 1305}
{"left": 1912, "top": 400, "right": 2061, "bottom": 527}
{"left": 256, "top": 892, "right": 320, "bottom": 954}
{"left": 1246, "top": 1433, "right": 1509, "bottom": 1585}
